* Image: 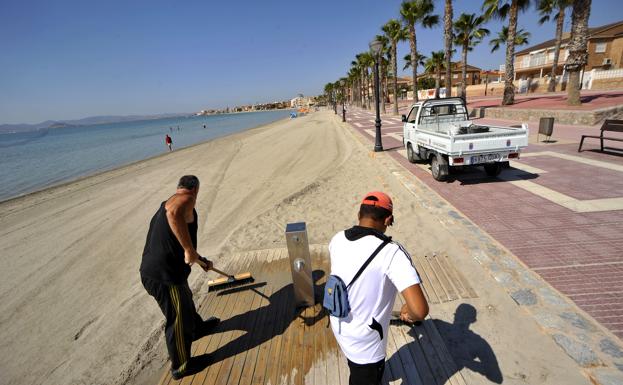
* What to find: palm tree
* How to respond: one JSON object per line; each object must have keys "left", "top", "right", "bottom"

{"left": 490, "top": 26, "right": 530, "bottom": 53}
{"left": 444, "top": 0, "right": 454, "bottom": 97}
{"left": 348, "top": 63, "right": 361, "bottom": 106}
{"left": 566, "top": 0, "right": 591, "bottom": 105}
{"left": 347, "top": 67, "right": 359, "bottom": 105}
{"left": 454, "top": 13, "right": 490, "bottom": 100}
{"left": 482, "top": 0, "right": 531, "bottom": 105}
{"left": 359, "top": 52, "right": 375, "bottom": 110}
{"left": 401, "top": 0, "right": 439, "bottom": 102}
{"left": 374, "top": 34, "right": 391, "bottom": 114}
{"left": 349, "top": 60, "right": 361, "bottom": 107}
{"left": 403, "top": 52, "right": 427, "bottom": 71}
{"left": 424, "top": 51, "right": 446, "bottom": 98}
{"left": 538, "top": 0, "right": 572, "bottom": 92}
{"left": 324, "top": 82, "right": 335, "bottom": 110}
{"left": 382, "top": 19, "right": 408, "bottom": 115}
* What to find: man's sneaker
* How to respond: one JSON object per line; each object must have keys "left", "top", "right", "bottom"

{"left": 171, "top": 354, "right": 212, "bottom": 380}
{"left": 193, "top": 317, "right": 221, "bottom": 341}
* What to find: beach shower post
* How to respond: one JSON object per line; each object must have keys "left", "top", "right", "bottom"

{"left": 285, "top": 222, "right": 314, "bottom": 308}
{"left": 370, "top": 37, "right": 383, "bottom": 152}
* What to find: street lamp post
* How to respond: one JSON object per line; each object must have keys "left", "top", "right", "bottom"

{"left": 370, "top": 38, "right": 383, "bottom": 152}
{"left": 340, "top": 80, "right": 346, "bottom": 122}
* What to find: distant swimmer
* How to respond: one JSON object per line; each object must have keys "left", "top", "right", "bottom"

{"left": 165, "top": 134, "right": 172, "bottom": 151}
{"left": 203, "top": 124, "right": 206, "bottom": 129}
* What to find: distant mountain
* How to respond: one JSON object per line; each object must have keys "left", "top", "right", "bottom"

{"left": 0, "top": 113, "right": 190, "bottom": 133}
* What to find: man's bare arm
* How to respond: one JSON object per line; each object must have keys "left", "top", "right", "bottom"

{"left": 166, "top": 196, "right": 199, "bottom": 265}
{"left": 400, "top": 284, "right": 429, "bottom": 322}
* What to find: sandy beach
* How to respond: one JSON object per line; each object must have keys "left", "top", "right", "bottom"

{"left": 0, "top": 110, "right": 593, "bottom": 385}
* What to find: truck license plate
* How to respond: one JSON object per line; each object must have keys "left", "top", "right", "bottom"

{"left": 470, "top": 153, "right": 500, "bottom": 164}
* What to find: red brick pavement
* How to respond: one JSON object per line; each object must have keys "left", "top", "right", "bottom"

{"left": 345, "top": 106, "right": 623, "bottom": 339}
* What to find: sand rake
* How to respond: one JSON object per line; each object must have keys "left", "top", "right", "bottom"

{"left": 197, "top": 257, "right": 254, "bottom": 292}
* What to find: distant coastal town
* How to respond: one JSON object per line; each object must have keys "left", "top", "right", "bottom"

{"left": 195, "top": 94, "right": 316, "bottom": 115}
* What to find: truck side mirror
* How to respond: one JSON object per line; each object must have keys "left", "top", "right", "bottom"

{"left": 401, "top": 115, "right": 407, "bottom": 122}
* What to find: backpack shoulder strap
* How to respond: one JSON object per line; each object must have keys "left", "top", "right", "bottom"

{"left": 346, "top": 239, "right": 390, "bottom": 289}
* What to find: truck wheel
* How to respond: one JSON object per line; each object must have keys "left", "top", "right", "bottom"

{"left": 431, "top": 154, "right": 449, "bottom": 181}
{"left": 484, "top": 163, "right": 502, "bottom": 177}
{"left": 407, "top": 143, "right": 421, "bottom": 163}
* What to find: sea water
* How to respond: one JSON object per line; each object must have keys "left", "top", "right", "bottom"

{"left": 0, "top": 110, "right": 293, "bottom": 202}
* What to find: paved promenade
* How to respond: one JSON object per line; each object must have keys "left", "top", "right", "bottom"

{"left": 344, "top": 103, "right": 623, "bottom": 344}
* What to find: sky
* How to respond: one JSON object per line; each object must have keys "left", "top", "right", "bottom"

{"left": 0, "top": 0, "right": 620, "bottom": 124}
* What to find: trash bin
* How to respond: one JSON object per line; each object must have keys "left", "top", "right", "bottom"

{"left": 539, "top": 117, "right": 554, "bottom": 142}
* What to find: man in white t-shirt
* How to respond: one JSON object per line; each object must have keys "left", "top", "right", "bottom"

{"left": 328, "top": 191, "right": 429, "bottom": 385}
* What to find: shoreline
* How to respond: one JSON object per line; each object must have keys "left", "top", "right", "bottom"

{"left": 0, "top": 116, "right": 291, "bottom": 206}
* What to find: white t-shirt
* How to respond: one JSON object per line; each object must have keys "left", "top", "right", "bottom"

{"left": 328, "top": 228, "right": 421, "bottom": 364}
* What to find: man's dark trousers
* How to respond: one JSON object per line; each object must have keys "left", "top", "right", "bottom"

{"left": 348, "top": 358, "right": 385, "bottom": 385}
{"left": 141, "top": 276, "right": 202, "bottom": 372}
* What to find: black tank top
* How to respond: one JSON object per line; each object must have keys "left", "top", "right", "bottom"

{"left": 140, "top": 201, "right": 198, "bottom": 284}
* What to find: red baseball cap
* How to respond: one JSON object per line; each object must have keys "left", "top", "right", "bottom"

{"left": 361, "top": 191, "right": 393, "bottom": 213}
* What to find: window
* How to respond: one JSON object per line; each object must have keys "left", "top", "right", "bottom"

{"left": 595, "top": 42, "right": 607, "bottom": 53}
{"left": 406, "top": 107, "right": 417, "bottom": 124}
{"left": 453, "top": 74, "right": 458, "bottom": 79}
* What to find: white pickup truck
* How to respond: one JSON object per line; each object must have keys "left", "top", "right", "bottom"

{"left": 402, "top": 97, "right": 529, "bottom": 181}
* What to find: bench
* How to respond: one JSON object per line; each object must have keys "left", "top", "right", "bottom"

{"left": 578, "top": 119, "right": 623, "bottom": 152}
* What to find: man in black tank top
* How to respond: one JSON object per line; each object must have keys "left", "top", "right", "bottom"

{"left": 140, "top": 175, "right": 219, "bottom": 380}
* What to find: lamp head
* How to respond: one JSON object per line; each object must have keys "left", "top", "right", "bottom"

{"left": 369, "top": 38, "right": 383, "bottom": 57}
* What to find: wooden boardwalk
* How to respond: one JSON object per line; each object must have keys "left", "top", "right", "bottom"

{"left": 157, "top": 246, "right": 476, "bottom": 385}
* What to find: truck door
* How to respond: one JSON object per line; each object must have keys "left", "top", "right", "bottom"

{"left": 404, "top": 106, "right": 418, "bottom": 143}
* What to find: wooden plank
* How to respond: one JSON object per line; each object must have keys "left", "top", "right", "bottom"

{"left": 421, "top": 319, "right": 465, "bottom": 385}
{"left": 441, "top": 255, "right": 477, "bottom": 299}
{"left": 408, "top": 321, "right": 450, "bottom": 385}
{"left": 394, "top": 324, "right": 440, "bottom": 385}
{"left": 388, "top": 327, "right": 424, "bottom": 385}
{"left": 428, "top": 256, "right": 459, "bottom": 301}
{"left": 423, "top": 256, "right": 449, "bottom": 302}
{"left": 222, "top": 285, "right": 271, "bottom": 385}
{"left": 236, "top": 285, "right": 276, "bottom": 385}
{"left": 211, "top": 281, "right": 263, "bottom": 385}
{"left": 437, "top": 255, "right": 469, "bottom": 299}
{"left": 337, "top": 350, "right": 349, "bottom": 385}
{"left": 264, "top": 282, "right": 294, "bottom": 385}
{"left": 314, "top": 305, "right": 329, "bottom": 385}
{"left": 250, "top": 283, "right": 289, "bottom": 385}
{"left": 293, "top": 305, "right": 306, "bottom": 385}
{"left": 416, "top": 256, "right": 444, "bottom": 303}
{"left": 413, "top": 256, "right": 435, "bottom": 303}
{"left": 170, "top": 285, "right": 231, "bottom": 385}
{"left": 429, "top": 256, "right": 458, "bottom": 301}
{"left": 275, "top": 290, "right": 298, "bottom": 385}
{"left": 164, "top": 282, "right": 229, "bottom": 384}
{"left": 321, "top": 328, "right": 337, "bottom": 385}
{"left": 302, "top": 306, "right": 315, "bottom": 385}
{"left": 193, "top": 282, "right": 258, "bottom": 385}
{"left": 384, "top": 318, "right": 407, "bottom": 385}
